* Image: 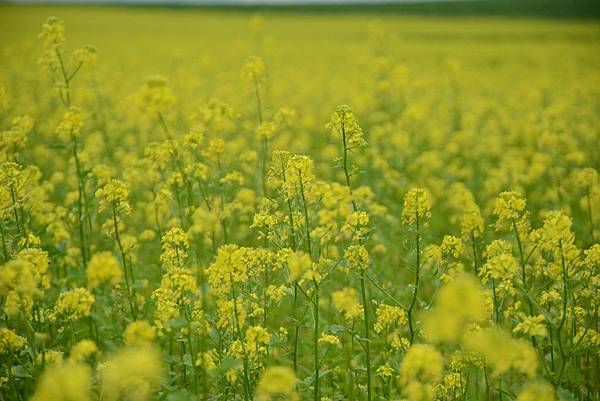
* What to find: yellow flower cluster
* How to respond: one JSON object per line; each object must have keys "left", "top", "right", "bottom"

{"left": 99, "top": 346, "right": 163, "bottom": 401}
{"left": 123, "top": 320, "right": 156, "bottom": 346}
{"left": 1, "top": 10, "right": 599, "bottom": 401}
{"left": 86, "top": 251, "right": 122, "bottom": 290}
{"left": 51, "top": 287, "right": 95, "bottom": 321}
{"left": 401, "top": 188, "right": 432, "bottom": 225}
{"left": 399, "top": 344, "right": 443, "bottom": 401}
{"left": 423, "top": 274, "right": 487, "bottom": 343}
{"left": 331, "top": 288, "right": 362, "bottom": 322}
{"left": 0, "top": 327, "right": 27, "bottom": 354}
{"left": 256, "top": 366, "right": 298, "bottom": 401}
{"left": 373, "top": 304, "right": 407, "bottom": 333}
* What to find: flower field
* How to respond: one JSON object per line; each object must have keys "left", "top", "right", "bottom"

{"left": 1, "top": 4, "right": 600, "bottom": 401}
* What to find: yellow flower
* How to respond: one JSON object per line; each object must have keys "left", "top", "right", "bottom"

{"left": 241, "top": 56, "right": 265, "bottom": 91}
{"left": 286, "top": 251, "right": 312, "bottom": 283}
{"left": 100, "top": 346, "right": 163, "bottom": 401}
{"left": 463, "top": 327, "right": 537, "bottom": 377}
{"left": 123, "top": 320, "right": 156, "bottom": 346}
{"left": 584, "top": 244, "right": 600, "bottom": 269}
{"left": 377, "top": 363, "right": 394, "bottom": 378}
{"left": 318, "top": 333, "right": 340, "bottom": 345}
{"left": 326, "top": 105, "right": 367, "bottom": 148}
{"left": 55, "top": 107, "right": 84, "bottom": 141}
{"left": 69, "top": 339, "right": 98, "bottom": 362}
{"left": 0, "top": 327, "right": 27, "bottom": 354}
{"left": 39, "top": 16, "right": 65, "bottom": 49}
{"left": 374, "top": 304, "right": 408, "bottom": 333}
{"left": 422, "top": 274, "right": 487, "bottom": 343}
{"left": 440, "top": 235, "right": 464, "bottom": 258}
{"left": 331, "top": 288, "right": 362, "bottom": 322}
{"left": 399, "top": 344, "right": 443, "bottom": 401}
{"left": 401, "top": 188, "right": 432, "bottom": 225}
{"left": 492, "top": 191, "right": 529, "bottom": 233}
{"left": 32, "top": 362, "right": 91, "bottom": 401}
{"left": 95, "top": 179, "right": 132, "bottom": 218}
{"left": 160, "top": 227, "right": 189, "bottom": 270}
{"left": 246, "top": 326, "right": 270, "bottom": 351}
{"left": 86, "top": 251, "right": 122, "bottom": 290}
{"left": 516, "top": 381, "right": 556, "bottom": 401}
{"left": 513, "top": 314, "right": 547, "bottom": 338}
{"left": 256, "top": 366, "right": 298, "bottom": 401}
{"left": 51, "top": 288, "right": 95, "bottom": 321}
{"left": 0, "top": 259, "right": 36, "bottom": 318}
{"left": 344, "top": 244, "right": 369, "bottom": 270}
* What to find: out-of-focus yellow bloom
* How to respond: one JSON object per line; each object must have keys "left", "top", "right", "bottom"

{"left": 331, "top": 287, "right": 362, "bottom": 322}
{"left": 100, "top": 346, "right": 163, "bottom": 401}
{"left": 423, "top": 274, "right": 487, "bottom": 343}
{"left": 516, "top": 381, "right": 556, "bottom": 401}
{"left": 86, "top": 251, "right": 122, "bottom": 290}
{"left": 124, "top": 320, "right": 156, "bottom": 346}
{"left": 32, "top": 361, "right": 91, "bottom": 401}
{"left": 399, "top": 344, "right": 443, "bottom": 401}
{"left": 55, "top": 107, "right": 84, "bottom": 141}
{"left": 463, "top": 327, "right": 537, "bottom": 377}
{"left": 256, "top": 366, "right": 298, "bottom": 401}
{"left": 68, "top": 339, "right": 98, "bottom": 362}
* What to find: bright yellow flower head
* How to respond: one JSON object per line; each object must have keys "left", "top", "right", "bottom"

{"left": 402, "top": 188, "right": 432, "bottom": 225}
{"left": 32, "top": 361, "right": 91, "bottom": 401}
{"left": 124, "top": 320, "right": 156, "bottom": 346}
{"left": 86, "top": 251, "right": 122, "bottom": 290}
{"left": 256, "top": 366, "right": 298, "bottom": 401}
{"left": 100, "top": 346, "right": 163, "bottom": 401}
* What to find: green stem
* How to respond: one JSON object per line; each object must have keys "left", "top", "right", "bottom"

{"left": 72, "top": 136, "right": 87, "bottom": 270}
{"left": 556, "top": 240, "right": 569, "bottom": 385}
{"left": 0, "top": 221, "right": 9, "bottom": 261}
{"left": 359, "top": 270, "right": 372, "bottom": 401}
{"left": 313, "top": 279, "right": 320, "bottom": 401}
{"left": 298, "top": 170, "right": 312, "bottom": 257}
{"left": 407, "top": 213, "right": 420, "bottom": 345}
{"left": 230, "top": 273, "right": 252, "bottom": 401}
{"left": 587, "top": 185, "right": 595, "bottom": 243}
{"left": 341, "top": 120, "right": 357, "bottom": 211}
{"left": 112, "top": 202, "right": 137, "bottom": 320}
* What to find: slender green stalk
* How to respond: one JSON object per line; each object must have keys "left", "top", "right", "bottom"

{"left": 407, "top": 213, "right": 420, "bottom": 345}
{"left": 359, "top": 270, "right": 372, "bottom": 401}
{"left": 229, "top": 273, "right": 252, "bottom": 401}
{"left": 341, "top": 120, "right": 357, "bottom": 211}
{"left": 184, "top": 305, "right": 200, "bottom": 395}
{"left": 0, "top": 221, "right": 9, "bottom": 262}
{"left": 72, "top": 135, "right": 87, "bottom": 270}
{"left": 252, "top": 72, "right": 267, "bottom": 197}
{"left": 556, "top": 240, "right": 569, "bottom": 385}
{"left": 313, "top": 278, "right": 320, "bottom": 401}
{"left": 298, "top": 170, "right": 312, "bottom": 256}
{"left": 112, "top": 202, "right": 137, "bottom": 320}
{"left": 512, "top": 219, "right": 527, "bottom": 289}
{"left": 471, "top": 230, "right": 479, "bottom": 274}
{"left": 282, "top": 165, "right": 301, "bottom": 372}
{"left": 491, "top": 278, "right": 500, "bottom": 323}
{"left": 586, "top": 184, "right": 595, "bottom": 243}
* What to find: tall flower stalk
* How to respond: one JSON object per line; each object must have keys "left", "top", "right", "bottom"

{"left": 401, "top": 188, "right": 431, "bottom": 344}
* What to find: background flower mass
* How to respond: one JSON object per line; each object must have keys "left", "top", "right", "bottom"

{"left": 0, "top": 2, "right": 599, "bottom": 401}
